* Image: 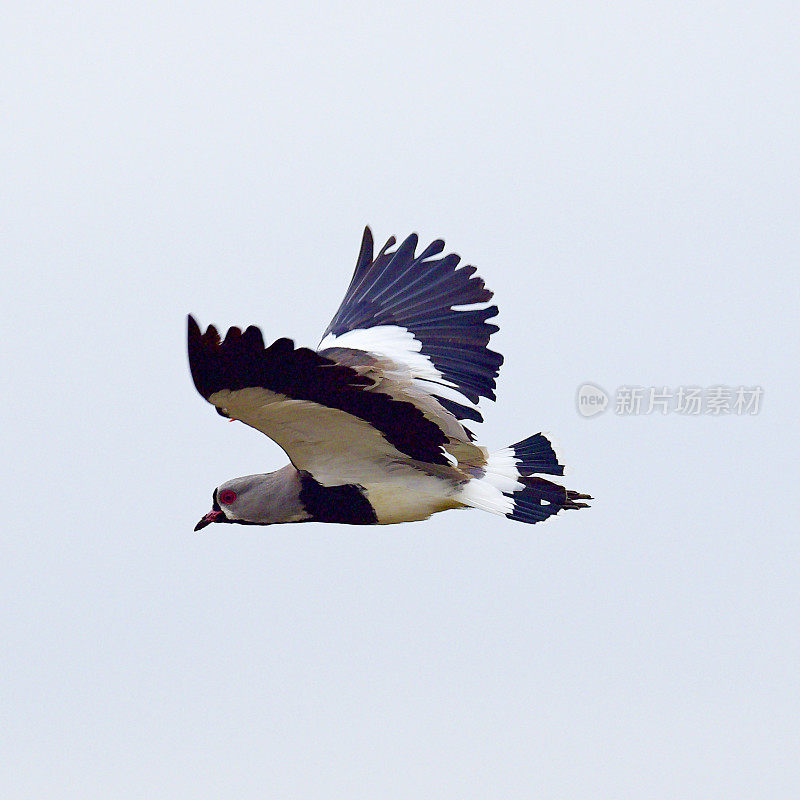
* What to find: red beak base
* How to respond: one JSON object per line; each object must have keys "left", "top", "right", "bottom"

{"left": 194, "top": 509, "right": 224, "bottom": 531}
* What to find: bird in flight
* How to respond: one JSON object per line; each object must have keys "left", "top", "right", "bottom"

{"left": 188, "top": 228, "right": 590, "bottom": 530}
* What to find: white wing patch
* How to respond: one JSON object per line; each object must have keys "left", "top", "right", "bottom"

{"left": 319, "top": 324, "right": 482, "bottom": 412}
{"left": 320, "top": 325, "right": 448, "bottom": 384}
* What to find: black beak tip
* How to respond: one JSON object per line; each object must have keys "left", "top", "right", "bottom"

{"left": 194, "top": 510, "right": 222, "bottom": 532}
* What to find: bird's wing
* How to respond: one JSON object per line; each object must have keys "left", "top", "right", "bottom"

{"left": 188, "top": 229, "right": 502, "bottom": 484}
{"left": 318, "top": 227, "right": 504, "bottom": 425}
{"left": 188, "top": 316, "right": 457, "bottom": 486}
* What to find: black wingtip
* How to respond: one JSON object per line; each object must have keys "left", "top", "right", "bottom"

{"left": 392, "top": 232, "right": 419, "bottom": 262}
{"left": 359, "top": 228, "right": 374, "bottom": 271}
{"left": 187, "top": 315, "right": 206, "bottom": 396}
{"left": 360, "top": 226, "right": 374, "bottom": 257}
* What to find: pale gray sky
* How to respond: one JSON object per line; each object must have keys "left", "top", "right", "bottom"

{"left": 4, "top": 2, "right": 799, "bottom": 798}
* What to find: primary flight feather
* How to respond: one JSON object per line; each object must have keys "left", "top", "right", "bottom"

{"left": 188, "top": 227, "right": 590, "bottom": 530}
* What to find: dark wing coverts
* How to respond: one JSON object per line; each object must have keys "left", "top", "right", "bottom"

{"left": 187, "top": 316, "right": 449, "bottom": 465}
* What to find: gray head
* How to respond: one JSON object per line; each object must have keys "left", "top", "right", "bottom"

{"left": 194, "top": 465, "right": 309, "bottom": 531}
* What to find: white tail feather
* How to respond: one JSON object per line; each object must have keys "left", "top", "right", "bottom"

{"left": 458, "top": 447, "right": 524, "bottom": 516}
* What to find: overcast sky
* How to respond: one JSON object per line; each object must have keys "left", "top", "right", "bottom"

{"left": 4, "top": 2, "right": 799, "bottom": 798}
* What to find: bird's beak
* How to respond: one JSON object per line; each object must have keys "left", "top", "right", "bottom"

{"left": 194, "top": 509, "right": 224, "bottom": 531}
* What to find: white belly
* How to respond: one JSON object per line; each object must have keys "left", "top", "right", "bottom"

{"left": 363, "top": 471, "right": 462, "bottom": 524}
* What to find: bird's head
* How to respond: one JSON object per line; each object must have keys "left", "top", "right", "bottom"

{"left": 193, "top": 467, "right": 309, "bottom": 530}
{"left": 194, "top": 476, "right": 265, "bottom": 531}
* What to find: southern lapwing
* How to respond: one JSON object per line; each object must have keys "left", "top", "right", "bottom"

{"left": 189, "top": 228, "right": 590, "bottom": 530}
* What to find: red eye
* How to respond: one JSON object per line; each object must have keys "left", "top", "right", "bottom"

{"left": 218, "top": 489, "right": 237, "bottom": 505}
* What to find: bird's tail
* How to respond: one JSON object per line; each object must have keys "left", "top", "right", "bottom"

{"left": 458, "top": 433, "right": 591, "bottom": 524}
